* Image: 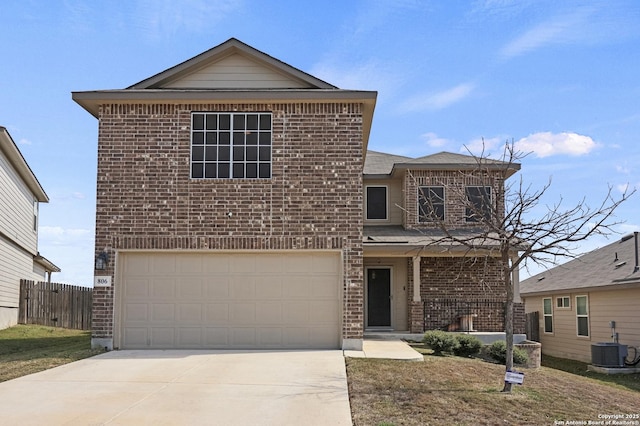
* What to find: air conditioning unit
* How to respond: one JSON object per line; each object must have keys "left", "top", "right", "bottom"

{"left": 591, "top": 343, "right": 628, "bottom": 367}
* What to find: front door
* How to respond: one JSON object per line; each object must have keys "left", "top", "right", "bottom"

{"left": 367, "top": 268, "right": 391, "bottom": 328}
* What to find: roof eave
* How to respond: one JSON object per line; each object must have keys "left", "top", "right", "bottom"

{"left": 0, "top": 127, "right": 49, "bottom": 202}
{"left": 391, "top": 162, "right": 520, "bottom": 178}
{"left": 34, "top": 254, "right": 61, "bottom": 273}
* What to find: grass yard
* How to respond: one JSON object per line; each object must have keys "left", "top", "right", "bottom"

{"left": 347, "top": 348, "right": 640, "bottom": 426}
{"left": 0, "top": 325, "right": 104, "bottom": 382}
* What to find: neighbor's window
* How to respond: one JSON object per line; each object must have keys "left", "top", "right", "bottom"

{"left": 465, "top": 186, "right": 492, "bottom": 222}
{"left": 418, "top": 186, "right": 445, "bottom": 222}
{"left": 556, "top": 296, "right": 570, "bottom": 308}
{"left": 33, "top": 199, "right": 38, "bottom": 232}
{"left": 576, "top": 295, "right": 589, "bottom": 337}
{"left": 366, "top": 186, "right": 388, "bottom": 220}
{"left": 191, "top": 112, "right": 272, "bottom": 179}
{"left": 543, "top": 298, "right": 553, "bottom": 333}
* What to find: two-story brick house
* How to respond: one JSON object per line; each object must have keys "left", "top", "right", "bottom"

{"left": 74, "top": 38, "right": 522, "bottom": 351}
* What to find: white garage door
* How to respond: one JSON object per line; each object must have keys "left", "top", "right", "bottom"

{"left": 116, "top": 252, "right": 341, "bottom": 349}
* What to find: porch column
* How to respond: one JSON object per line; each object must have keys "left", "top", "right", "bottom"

{"left": 410, "top": 255, "right": 424, "bottom": 333}
{"left": 412, "top": 255, "right": 421, "bottom": 302}
{"left": 512, "top": 256, "right": 521, "bottom": 303}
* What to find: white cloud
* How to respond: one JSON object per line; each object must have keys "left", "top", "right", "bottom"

{"left": 421, "top": 132, "right": 451, "bottom": 148}
{"left": 136, "top": 0, "right": 243, "bottom": 40}
{"left": 311, "top": 59, "right": 403, "bottom": 97}
{"left": 40, "top": 226, "right": 91, "bottom": 243}
{"left": 462, "top": 136, "right": 504, "bottom": 156}
{"left": 400, "top": 83, "right": 475, "bottom": 112}
{"left": 515, "top": 132, "right": 598, "bottom": 158}
{"left": 18, "top": 138, "right": 32, "bottom": 145}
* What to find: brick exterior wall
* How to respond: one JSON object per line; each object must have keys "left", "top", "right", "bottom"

{"left": 407, "top": 256, "right": 525, "bottom": 333}
{"left": 402, "top": 169, "right": 505, "bottom": 229}
{"left": 92, "top": 102, "right": 365, "bottom": 342}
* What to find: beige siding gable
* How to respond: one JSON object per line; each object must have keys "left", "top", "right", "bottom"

{"left": 0, "top": 148, "right": 38, "bottom": 254}
{"left": 163, "top": 53, "right": 313, "bottom": 89}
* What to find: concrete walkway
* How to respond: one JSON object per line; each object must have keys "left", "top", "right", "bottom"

{"left": 0, "top": 350, "right": 352, "bottom": 425}
{"left": 344, "top": 339, "right": 424, "bottom": 361}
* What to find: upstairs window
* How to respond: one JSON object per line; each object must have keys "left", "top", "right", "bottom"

{"left": 366, "top": 186, "right": 388, "bottom": 220}
{"left": 465, "top": 186, "right": 492, "bottom": 222}
{"left": 191, "top": 112, "right": 272, "bottom": 179}
{"left": 556, "top": 296, "right": 570, "bottom": 308}
{"left": 418, "top": 186, "right": 444, "bottom": 222}
{"left": 543, "top": 298, "right": 553, "bottom": 333}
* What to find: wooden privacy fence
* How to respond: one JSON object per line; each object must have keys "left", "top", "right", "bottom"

{"left": 525, "top": 311, "right": 540, "bottom": 342}
{"left": 18, "top": 280, "right": 92, "bottom": 330}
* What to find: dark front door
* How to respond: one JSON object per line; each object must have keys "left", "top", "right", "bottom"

{"left": 367, "top": 268, "right": 391, "bottom": 327}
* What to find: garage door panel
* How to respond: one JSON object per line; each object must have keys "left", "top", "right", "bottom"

{"left": 177, "top": 278, "right": 204, "bottom": 299}
{"left": 206, "top": 304, "right": 229, "bottom": 323}
{"left": 151, "top": 304, "right": 175, "bottom": 321}
{"left": 204, "top": 328, "right": 229, "bottom": 345}
{"left": 230, "top": 276, "right": 256, "bottom": 298}
{"left": 206, "top": 278, "right": 230, "bottom": 299}
{"left": 150, "top": 255, "right": 177, "bottom": 275}
{"left": 311, "top": 276, "right": 339, "bottom": 298}
{"left": 151, "top": 328, "right": 175, "bottom": 347}
{"left": 255, "top": 302, "right": 282, "bottom": 324}
{"left": 118, "top": 252, "right": 340, "bottom": 349}
{"left": 230, "top": 303, "right": 256, "bottom": 324}
{"left": 282, "top": 278, "right": 312, "bottom": 299}
{"left": 255, "top": 276, "right": 283, "bottom": 299}
{"left": 309, "top": 301, "right": 338, "bottom": 322}
{"left": 258, "top": 328, "right": 283, "bottom": 346}
{"left": 231, "top": 328, "right": 256, "bottom": 346}
{"left": 178, "top": 328, "right": 202, "bottom": 346}
{"left": 123, "top": 328, "right": 147, "bottom": 347}
{"left": 178, "top": 304, "right": 203, "bottom": 323}
{"left": 283, "top": 302, "right": 309, "bottom": 323}
{"left": 124, "top": 303, "right": 148, "bottom": 322}
{"left": 124, "top": 279, "right": 149, "bottom": 297}
{"left": 151, "top": 278, "right": 176, "bottom": 299}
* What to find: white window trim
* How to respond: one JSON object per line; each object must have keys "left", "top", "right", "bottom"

{"left": 556, "top": 296, "right": 570, "bottom": 309}
{"left": 417, "top": 185, "right": 445, "bottom": 223}
{"left": 576, "top": 295, "right": 589, "bottom": 338}
{"left": 543, "top": 297, "right": 553, "bottom": 334}
{"left": 365, "top": 185, "right": 389, "bottom": 221}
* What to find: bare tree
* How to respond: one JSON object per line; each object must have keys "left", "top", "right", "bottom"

{"left": 416, "top": 141, "right": 633, "bottom": 392}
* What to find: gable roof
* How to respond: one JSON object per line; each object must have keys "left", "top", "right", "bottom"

{"left": 0, "top": 126, "right": 48, "bottom": 202}
{"left": 128, "top": 38, "right": 337, "bottom": 90}
{"left": 520, "top": 233, "right": 640, "bottom": 296}
{"left": 72, "top": 38, "right": 376, "bottom": 149}
{"left": 364, "top": 150, "right": 520, "bottom": 178}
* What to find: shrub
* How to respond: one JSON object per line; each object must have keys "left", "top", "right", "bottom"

{"left": 422, "top": 330, "right": 459, "bottom": 355}
{"left": 487, "top": 340, "right": 529, "bottom": 365}
{"left": 453, "top": 334, "right": 483, "bottom": 357}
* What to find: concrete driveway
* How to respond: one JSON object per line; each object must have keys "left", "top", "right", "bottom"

{"left": 0, "top": 350, "right": 352, "bottom": 425}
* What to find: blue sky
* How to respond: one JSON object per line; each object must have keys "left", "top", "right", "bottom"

{"left": 2, "top": 0, "right": 639, "bottom": 286}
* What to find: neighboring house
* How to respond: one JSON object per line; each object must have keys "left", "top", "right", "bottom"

{"left": 520, "top": 233, "right": 640, "bottom": 363}
{"left": 0, "top": 126, "right": 60, "bottom": 329}
{"left": 73, "top": 38, "right": 520, "bottom": 351}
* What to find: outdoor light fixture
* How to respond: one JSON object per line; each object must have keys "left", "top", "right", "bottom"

{"left": 95, "top": 251, "right": 109, "bottom": 270}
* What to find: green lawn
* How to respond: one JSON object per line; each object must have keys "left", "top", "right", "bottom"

{"left": 0, "top": 324, "right": 104, "bottom": 382}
